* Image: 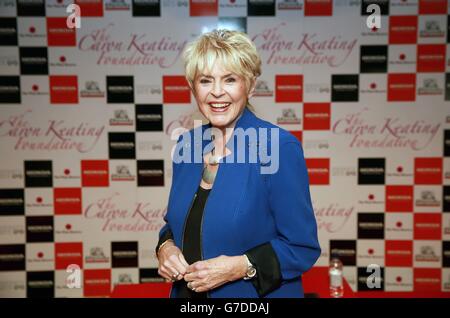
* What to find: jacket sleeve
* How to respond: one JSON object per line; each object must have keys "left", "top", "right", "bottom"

{"left": 269, "top": 140, "right": 321, "bottom": 279}
{"left": 156, "top": 186, "right": 175, "bottom": 255}
{"left": 246, "top": 140, "right": 321, "bottom": 296}
{"left": 156, "top": 135, "right": 182, "bottom": 255}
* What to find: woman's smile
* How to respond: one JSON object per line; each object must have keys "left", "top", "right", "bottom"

{"left": 208, "top": 102, "right": 232, "bottom": 113}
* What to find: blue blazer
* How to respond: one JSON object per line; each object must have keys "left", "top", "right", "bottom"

{"left": 160, "top": 108, "right": 321, "bottom": 298}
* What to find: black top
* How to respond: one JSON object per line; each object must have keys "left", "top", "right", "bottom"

{"left": 176, "top": 186, "right": 210, "bottom": 298}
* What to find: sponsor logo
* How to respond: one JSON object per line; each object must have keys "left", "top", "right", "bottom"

{"left": 137, "top": 160, "right": 164, "bottom": 186}
{"left": 80, "top": 81, "right": 105, "bottom": 98}
{"left": 387, "top": 73, "right": 416, "bottom": 102}
{"left": 306, "top": 158, "right": 330, "bottom": 185}
{"left": 111, "top": 242, "right": 138, "bottom": 268}
{"left": 331, "top": 74, "right": 359, "bottom": 102}
{"left": 386, "top": 186, "right": 413, "bottom": 212}
{"left": 330, "top": 240, "right": 357, "bottom": 266}
{"left": 415, "top": 190, "right": 440, "bottom": 207}
{"left": 358, "top": 213, "right": 384, "bottom": 239}
{"left": 162, "top": 76, "right": 190, "bottom": 103}
{"left": 420, "top": 19, "right": 445, "bottom": 39}
{"left": 136, "top": 104, "right": 163, "bottom": 131}
{"left": 360, "top": 45, "right": 388, "bottom": 73}
{"left": 303, "top": 103, "right": 330, "bottom": 131}
{"left": 415, "top": 245, "right": 440, "bottom": 262}
{"left": 418, "top": 78, "right": 443, "bottom": 96}
{"left": 0, "top": 189, "right": 25, "bottom": 216}
{"left": 277, "top": 108, "right": 301, "bottom": 125}
{"left": 85, "top": 247, "right": 110, "bottom": 264}
{"left": 253, "top": 80, "right": 273, "bottom": 97}
{"left": 389, "top": 16, "right": 417, "bottom": 44}
{"left": 111, "top": 165, "right": 136, "bottom": 182}
{"left": 110, "top": 109, "right": 133, "bottom": 126}
{"left": 105, "top": 0, "right": 130, "bottom": 11}
{"left": 276, "top": 75, "right": 303, "bottom": 102}
{"left": 278, "top": 0, "right": 302, "bottom": 10}
{"left": 107, "top": 76, "right": 134, "bottom": 103}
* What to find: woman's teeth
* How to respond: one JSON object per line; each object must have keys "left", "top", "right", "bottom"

{"left": 209, "top": 103, "right": 231, "bottom": 112}
{"left": 210, "top": 103, "right": 231, "bottom": 108}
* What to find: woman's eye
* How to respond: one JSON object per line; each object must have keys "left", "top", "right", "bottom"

{"left": 225, "top": 78, "right": 236, "bottom": 83}
{"left": 200, "top": 79, "right": 211, "bottom": 84}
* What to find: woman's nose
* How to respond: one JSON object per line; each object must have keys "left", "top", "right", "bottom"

{"left": 211, "top": 82, "right": 225, "bottom": 97}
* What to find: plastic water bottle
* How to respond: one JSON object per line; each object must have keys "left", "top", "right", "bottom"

{"left": 329, "top": 256, "right": 344, "bottom": 298}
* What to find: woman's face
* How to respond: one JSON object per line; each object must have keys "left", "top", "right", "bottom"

{"left": 193, "top": 60, "right": 254, "bottom": 130}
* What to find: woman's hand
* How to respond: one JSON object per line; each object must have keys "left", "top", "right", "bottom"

{"left": 183, "top": 255, "right": 247, "bottom": 293}
{"left": 157, "top": 240, "right": 190, "bottom": 282}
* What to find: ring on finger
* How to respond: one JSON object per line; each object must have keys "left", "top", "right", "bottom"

{"left": 172, "top": 272, "right": 179, "bottom": 279}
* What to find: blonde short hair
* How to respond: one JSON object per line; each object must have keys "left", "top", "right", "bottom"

{"left": 183, "top": 29, "right": 262, "bottom": 111}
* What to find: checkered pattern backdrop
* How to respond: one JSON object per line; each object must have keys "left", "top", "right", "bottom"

{"left": 0, "top": 0, "right": 449, "bottom": 297}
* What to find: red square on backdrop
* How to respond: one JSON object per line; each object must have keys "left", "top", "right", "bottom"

{"left": 305, "top": 158, "right": 330, "bottom": 185}
{"left": 275, "top": 75, "right": 303, "bottom": 103}
{"left": 414, "top": 213, "right": 442, "bottom": 240}
{"left": 54, "top": 188, "right": 82, "bottom": 215}
{"left": 389, "top": 16, "right": 418, "bottom": 44}
{"left": 163, "top": 76, "right": 191, "bottom": 104}
{"left": 75, "top": 0, "right": 104, "bottom": 16}
{"left": 304, "top": 0, "right": 332, "bottom": 16}
{"left": 84, "top": 269, "right": 111, "bottom": 297}
{"left": 189, "top": 0, "right": 218, "bottom": 16}
{"left": 414, "top": 157, "right": 443, "bottom": 185}
{"left": 414, "top": 268, "right": 441, "bottom": 292}
{"left": 81, "top": 160, "right": 109, "bottom": 187}
{"left": 385, "top": 240, "right": 413, "bottom": 267}
{"left": 419, "top": 0, "right": 447, "bottom": 14}
{"left": 386, "top": 185, "right": 413, "bottom": 212}
{"left": 49, "top": 75, "right": 79, "bottom": 104}
{"left": 46, "top": 17, "right": 76, "bottom": 47}
{"left": 55, "top": 242, "right": 83, "bottom": 270}
{"left": 417, "top": 44, "right": 446, "bottom": 73}
{"left": 290, "top": 130, "right": 303, "bottom": 144}
{"left": 387, "top": 73, "right": 416, "bottom": 102}
{"left": 303, "top": 103, "right": 331, "bottom": 130}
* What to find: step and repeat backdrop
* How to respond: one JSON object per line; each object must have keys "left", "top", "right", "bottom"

{"left": 0, "top": 0, "right": 450, "bottom": 297}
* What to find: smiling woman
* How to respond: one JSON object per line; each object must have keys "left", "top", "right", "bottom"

{"left": 155, "top": 29, "right": 321, "bottom": 298}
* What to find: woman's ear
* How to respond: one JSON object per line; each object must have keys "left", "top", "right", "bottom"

{"left": 247, "top": 77, "right": 257, "bottom": 99}
{"left": 187, "top": 80, "right": 194, "bottom": 92}
{"left": 188, "top": 80, "right": 196, "bottom": 97}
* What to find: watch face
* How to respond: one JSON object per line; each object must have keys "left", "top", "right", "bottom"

{"left": 247, "top": 267, "right": 256, "bottom": 278}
